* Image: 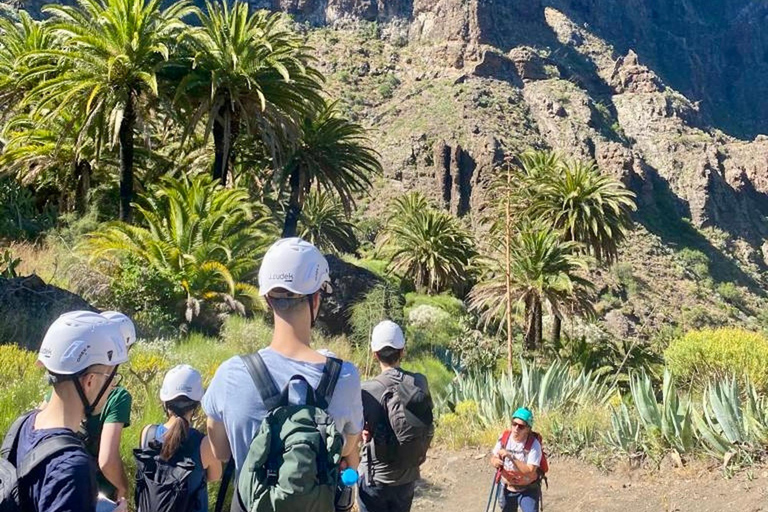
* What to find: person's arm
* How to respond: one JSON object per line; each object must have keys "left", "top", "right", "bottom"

{"left": 490, "top": 440, "right": 504, "bottom": 469}
{"left": 201, "top": 435, "right": 223, "bottom": 482}
{"left": 206, "top": 417, "right": 232, "bottom": 463}
{"left": 99, "top": 423, "right": 129, "bottom": 500}
{"left": 342, "top": 432, "right": 362, "bottom": 469}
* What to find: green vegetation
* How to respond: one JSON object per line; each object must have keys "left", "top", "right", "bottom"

{"left": 665, "top": 328, "right": 768, "bottom": 391}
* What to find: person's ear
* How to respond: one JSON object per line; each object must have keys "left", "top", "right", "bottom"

{"left": 312, "top": 291, "right": 321, "bottom": 311}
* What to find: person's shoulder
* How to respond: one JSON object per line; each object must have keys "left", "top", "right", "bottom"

{"left": 45, "top": 443, "right": 93, "bottom": 476}
{"left": 108, "top": 385, "right": 132, "bottom": 404}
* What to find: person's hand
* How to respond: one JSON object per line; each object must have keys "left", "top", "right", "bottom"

{"left": 113, "top": 498, "right": 127, "bottom": 512}
{"left": 498, "top": 449, "right": 508, "bottom": 459}
{"left": 492, "top": 457, "right": 503, "bottom": 469}
{"left": 362, "top": 429, "right": 371, "bottom": 443}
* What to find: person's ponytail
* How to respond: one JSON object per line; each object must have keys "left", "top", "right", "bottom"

{"left": 160, "top": 414, "right": 189, "bottom": 461}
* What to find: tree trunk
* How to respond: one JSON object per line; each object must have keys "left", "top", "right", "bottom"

{"left": 119, "top": 95, "right": 135, "bottom": 223}
{"left": 551, "top": 314, "right": 562, "bottom": 345}
{"left": 282, "top": 166, "right": 302, "bottom": 238}
{"left": 505, "top": 166, "right": 513, "bottom": 368}
{"left": 74, "top": 160, "right": 91, "bottom": 215}
{"left": 524, "top": 295, "right": 542, "bottom": 351}
{"left": 212, "top": 99, "right": 233, "bottom": 187}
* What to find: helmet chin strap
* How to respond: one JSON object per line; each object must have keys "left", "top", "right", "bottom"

{"left": 73, "top": 367, "right": 117, "bottom": 418}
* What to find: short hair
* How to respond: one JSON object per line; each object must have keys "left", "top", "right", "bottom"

{"left": 268, "top": 296, "right": 309, "bottom": 313}
{"left": 375, "top": 346, "right": 403, "bottom": 366}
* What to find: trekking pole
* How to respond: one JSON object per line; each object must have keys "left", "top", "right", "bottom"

{"left": 484, "top": 469, "right": 500, "bottom": 512}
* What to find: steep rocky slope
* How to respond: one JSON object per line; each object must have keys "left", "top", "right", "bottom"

{"left": 9, "top": 0, "right": 768, "bottom": 338}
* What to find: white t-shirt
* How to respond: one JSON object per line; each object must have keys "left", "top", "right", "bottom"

{"left": 493, "top": 434, "right": 542, "bottom": 473}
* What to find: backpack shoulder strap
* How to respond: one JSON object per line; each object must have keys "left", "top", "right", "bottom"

{"left": 142, "top": 424, "right": 159, "bottom": 450}
{"left": 524, "top": 431, "right": 542, "bottom": 451}
{"left": 1, "top": 412, "right": 34, "bottom": 460}
{"left": 499, "top": 429, "right": 512, "bottom": 448}
{"left": 17, "top": 434, "right": 84, "bottom": 479}
{"left": 241, "top": 353, "right": 281, "bottom": 410}
{"left": 316, "top": 356, "right": 343, "bottom": 409}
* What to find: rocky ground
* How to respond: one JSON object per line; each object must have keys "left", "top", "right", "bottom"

{"left": 414, "top": 448, "right": 768, "bottom": 512}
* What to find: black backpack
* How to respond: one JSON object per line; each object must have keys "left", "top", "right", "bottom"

{"left": 370, "top": 370, "right": 434, "bottom": 469}
{"left": 133, "top": 425, "right": 206, "bottom": 512}
{"left": 0, "top": 411, "right": 86, "bottom": 512}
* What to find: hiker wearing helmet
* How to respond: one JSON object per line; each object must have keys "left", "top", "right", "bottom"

{"left": 1, "top": 312, "right": 129, "bottom": 512}
{"left": 203, "top": 238, "right": 364, "bottom": 512}
{"left": 40, "top": 310, "right": 137, "bottom": 501}
{"left": 490, "top": 408, "right": 542, "bottom": 512}
{"left": 359, "top": 321, "right": 434, "bottom": 512}
{"left": 135, "top": 365, "right": 222, "bottom": 512}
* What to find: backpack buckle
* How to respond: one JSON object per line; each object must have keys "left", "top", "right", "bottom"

{"left": 266, "top": 469, "right": 279, "bottom": 485}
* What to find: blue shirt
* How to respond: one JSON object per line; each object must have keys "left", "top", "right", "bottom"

{"left": 203, "top": 348, "right": 364, "bottom": 474}
{"left": 15, "top": 412, "right": 97, "bottom": 512}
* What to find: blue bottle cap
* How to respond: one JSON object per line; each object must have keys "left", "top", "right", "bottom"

{"left": 340, "top": 468, "right": 359, "bottom": 487}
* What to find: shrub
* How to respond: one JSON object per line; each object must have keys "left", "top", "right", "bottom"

{"left": 348, "top": 283, "right": 405, "bottom": 346}
{"left": 665, "top": 328, "right": 768, "bottom": 391}
{"left": 404, "top": 292, "right": 466, "bottom": 318}
{"left": 678, "top": 248, "right": 710, "bottom": 280}
{"left": 0, "top": 176, "right": 56, "bottom": 240}
{"left": 401, "top": 354, "right": 453, "bottom": 398}
{"left": 715, "top": 282, "right": 744, "bottom": 307}
{"left": 407, "top": 305, "right": 450, "bottom": 327}
{"left": 0, "top": 344, "right": 41, "bottom": 382}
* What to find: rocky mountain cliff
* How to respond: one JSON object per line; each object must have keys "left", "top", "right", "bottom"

{"left": 10, "top": 0, "right": 768, "bottom": 337}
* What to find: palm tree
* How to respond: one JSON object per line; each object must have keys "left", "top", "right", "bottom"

{"left": 81, "top": 173, "right": 276, "bottom": 328}
{"left": 178, "top": 1, "right": 325, "bottom": 186}
{"left": 298, "top": 189, "right": 358, "bottom": 254}
{"left": 0, "top": 10, "right": 57, "bottom": 117}
{"left": 279, "top": 101, "right": 381, "bottom": 237}
{"left": 0, "top": 110, "right": 95, "bottom": 213}
{"left": 469, "top": 221, "right": 592, "bottom": 351}
{"left": 24, "top": 0, "right": 194, "bottom": 222}
{"left": 378, "top": 192, "right": 476, "bottom": 294}
{"left": 522, "top": 151, "right": 636, "bottom": 342}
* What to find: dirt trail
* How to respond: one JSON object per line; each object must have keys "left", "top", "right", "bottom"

{"left": 413, "top": 448, "right": 768, "bottom": 512}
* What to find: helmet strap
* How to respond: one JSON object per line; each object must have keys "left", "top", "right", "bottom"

{"left": 308, "top": 294, "right": 317, "bottom": 328}
{"left": 75, "top": 367, "right": 117, "bottom": 417}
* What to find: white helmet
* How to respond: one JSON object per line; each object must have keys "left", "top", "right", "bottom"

{"left": 258, "top": 238, "right": 331, "bottom": 296}
{"left": 100, "top": 311, "right": 137, "bottom": 347}
{"left": 160, "top": 364, "right": 204, "bottom": 402}
{"left": 38, "top": 312, "right": 129, "bottom": 375}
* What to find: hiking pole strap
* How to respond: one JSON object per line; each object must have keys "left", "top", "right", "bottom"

{"left": 215, "top": 459, "right": 235, "bottom": 512}
{"left": 316, "top": 357, "right": 343, "bottom": 409}
{"left": 241, "top": 353, "right": 281, "bottom": 409}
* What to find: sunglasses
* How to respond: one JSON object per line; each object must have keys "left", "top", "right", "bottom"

{"left": 511, "top": 421, "right": 528, "bottom": 429}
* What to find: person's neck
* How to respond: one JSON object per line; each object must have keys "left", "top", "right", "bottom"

{"left": 270, "top": 315, "right": 313, "bottom": 357}
{"left": 36, "top": 392, "right": 85, "bottom": 432}
{"left": 379, "top": 362, "right": 400, "bottom": 373}
{"left": 513, "top": 432, "right": 527, "bottom": 443}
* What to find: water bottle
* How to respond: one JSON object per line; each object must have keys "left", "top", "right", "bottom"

{"left": 335, "top": 468, "right": 358, "bottom": 512}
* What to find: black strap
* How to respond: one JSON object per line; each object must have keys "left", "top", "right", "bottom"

{"left": 241, "top": 353, "right": 281, "bottom": 410}
{"left": 1, "top": 412, "right": 34, "bottom": 461}
{"left": 316, "top": 357, "right": 343, "bottom": 410}
{"left": 215, "top": 459, "right": 235, "bottom": 512}
{"left": 17, "top": 434, "right": 84, "bottom": 479}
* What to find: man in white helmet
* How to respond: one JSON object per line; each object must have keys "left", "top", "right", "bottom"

{"left": 203, "top": 238, "right": 364, "bottom": 511}
{"left": 2, "top": 313, "right": 129, "bottom": 512}
{"left": 41, "top": 310, "right": 136, "bottom": 501}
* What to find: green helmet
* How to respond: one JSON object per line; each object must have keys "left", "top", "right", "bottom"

{"left": 512, "top": 407, "right": 534, "bottom": 427}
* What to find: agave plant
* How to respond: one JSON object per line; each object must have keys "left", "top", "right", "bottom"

{"left": 628, "top": 369, "right": 694, "bottom": 453}
{"left": 693, "top": 377, "right": 768, "bottom": 458}
{"left": 604, "top": 402, "right": 644, "bottom": 455}
{"left": 442, "top": 359, "right": 615, "bottom": 428}
{"left": 81, "top": 173, "right": 276, "bottom": 329}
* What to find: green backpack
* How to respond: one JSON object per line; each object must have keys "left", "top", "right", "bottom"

{"left": 236, "top": 353, "right": 344, "bottom": 512}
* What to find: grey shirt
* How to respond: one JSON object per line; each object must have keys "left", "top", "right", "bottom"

{"left": 360, "top": 368, "right": 431, "bottom": 486}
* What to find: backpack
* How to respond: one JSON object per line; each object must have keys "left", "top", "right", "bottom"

{"left": 236, "top": 353, "right": 344, "bottom": 512}
{"left": 0, "top": 411, "right": 86, "bottom": 512}
{"left": 498, "top": 429, "right": 549, "bottom": 485}
{"left": 369, "top": 370, "right": 434, "bottom": 470}
{"left": 133, "top": 425, "right": 207, "bottom": 512}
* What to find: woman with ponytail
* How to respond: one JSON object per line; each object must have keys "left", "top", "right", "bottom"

{"left": 137, "top": 365, "right": 222, "bottom": 512}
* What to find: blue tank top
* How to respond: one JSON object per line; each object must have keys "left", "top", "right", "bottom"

{"left": 146, "top": 424, "right": 208, "bottom": 512}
